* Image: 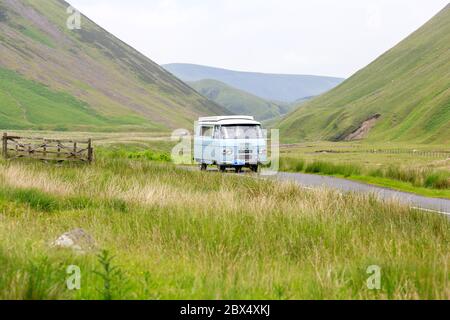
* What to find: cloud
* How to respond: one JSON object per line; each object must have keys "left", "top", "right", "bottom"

{"left": 69, "top": 0, "right": 448, "bottom": 78}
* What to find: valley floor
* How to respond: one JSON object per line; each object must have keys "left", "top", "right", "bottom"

{"left": 0, "top": 145, "right": 449, "bottom": 299}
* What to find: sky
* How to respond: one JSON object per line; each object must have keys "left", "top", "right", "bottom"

{"left": 68, "top": 0, "right": 448, "bottom": 78}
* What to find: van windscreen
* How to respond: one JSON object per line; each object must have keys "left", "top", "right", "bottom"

{"left": 220, "top": 125, "right": 263, "bottom": 139}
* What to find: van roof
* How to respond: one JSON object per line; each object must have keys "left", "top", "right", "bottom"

{"left": 198, "top": 116, "right": 261, "bottom": 126}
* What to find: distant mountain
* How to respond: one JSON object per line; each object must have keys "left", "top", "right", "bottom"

{"left": 279, "top": 4, "right": 450, "bottom": 144}
{"left": 163, "top": 63, "right": 344, "bottom": 103}
{"left": 0, "top": 0, "right": 226, "bottom": 132}
{"left": 188, "top": 79, "right": 294, "bottom": 121}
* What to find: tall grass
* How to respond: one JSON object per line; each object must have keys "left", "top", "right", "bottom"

{"left": 97, "top": 148, "right": 171, "bottom": 162}
{"left": 304, "top": 161, "right": 361, "bottom": 177}
{"left": 280, "top": 157, "right": 450, "bottom": 190}
{"left": 0, "top": 155, "right": 448, "bottom": 299}
{"left": 281, "top": 157, "right": 361, "bottom": 177}
{"left": 425, "top": 172, "right": 450, "bottom": 189}
{"left": 369, "top": 166, "right": 450, "bottom": 189}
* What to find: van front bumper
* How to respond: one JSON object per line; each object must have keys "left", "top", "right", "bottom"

{"left": 219, "top": 158, "right": 266, "bottom": 166}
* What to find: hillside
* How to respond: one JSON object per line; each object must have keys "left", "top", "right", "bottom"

{"left": 0, "top": 0, "right": 226, "bottom": 132}
{"left": 188, "top": 79, "right": 294, "bottom": 121}
{"left": 163, "top": 63, "right": 344, "bottom": 103}
{"left": 279, "top": 4, "right": 450, "bottom": 144}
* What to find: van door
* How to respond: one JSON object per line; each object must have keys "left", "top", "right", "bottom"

{"left": 198, "top": 125, "right": 214, "bottom": 164}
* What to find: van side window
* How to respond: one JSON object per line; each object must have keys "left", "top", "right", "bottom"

{"left": 201, "top": 126, "right": 214, "bottom": 137}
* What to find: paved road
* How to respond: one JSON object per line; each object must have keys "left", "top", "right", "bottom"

{"left": 273, "top": 172, "right": 450, "bottom": 215}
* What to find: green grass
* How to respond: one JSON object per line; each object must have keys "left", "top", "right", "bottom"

{"left": 279, "top": 5, "right": 450, "bottom": 144}
{"left": 97, "top": 148, "right": 172, "bottom": 162}
{"left": 351, "top": 176, "right": 450, "bottom": 199}
{"left": 303, "top": 160, "right": 361, "bottom": 177}
{"left": 0, "top": 67, "right": 155, "bottom": 131}
{"left": 0, "top": 68, "right": 168, "bottom": 132}
{"left": 280, "top": 142, "right": 450, "bottom": 199}
{"left": 19, "top": 25, "right": 55, "bottom": 48}
{"left": 0, "top": 149, "right": 449, "bottom": 300}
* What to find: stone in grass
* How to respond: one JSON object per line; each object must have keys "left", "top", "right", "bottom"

{"left": 52, "top": 228, "right": 96, "bottom": 253}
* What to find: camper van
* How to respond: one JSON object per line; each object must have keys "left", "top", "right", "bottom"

{"left": 194, "top": 116, "right": 267, "bottom": 172}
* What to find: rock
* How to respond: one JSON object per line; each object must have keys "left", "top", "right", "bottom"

{"left": 52, "top": 228, "right": 96, "bottom": 253}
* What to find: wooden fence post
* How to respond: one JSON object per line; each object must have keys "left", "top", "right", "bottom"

{"left": 87, "top": 139, "right": 93, "bottom": 164}
{"left": 2, "top": 133, "right": 7, "bottom": 159}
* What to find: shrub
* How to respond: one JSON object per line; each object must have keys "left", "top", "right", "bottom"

{"left": 95, "top": 250, "right": 129, "bottom": 300}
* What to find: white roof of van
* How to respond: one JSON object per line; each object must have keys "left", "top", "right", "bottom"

{"left": 198, "top": 116, "right": 261, "bottom": 126}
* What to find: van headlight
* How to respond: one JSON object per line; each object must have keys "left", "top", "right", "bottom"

{"left": 223, "top": 148, "right": 233, "bottom": 155}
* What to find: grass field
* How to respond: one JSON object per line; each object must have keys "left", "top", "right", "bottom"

{"left": 280, "top": 142, "right": 450, "bottom": 199}
{"left": 4, "top": 130, "right": 449, "bottom": 199}
{"left": 0, "top": 133, "right": 449, "bottom": 300}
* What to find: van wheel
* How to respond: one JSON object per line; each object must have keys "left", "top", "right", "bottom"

{"left": 200, "top": 164, "right": 207, "bottom": 171}
{"left": 250, "top": 165, "right": 259, "bottom": 173}
{"left": 219, "top": 165, "right": 226, "bottom": 173}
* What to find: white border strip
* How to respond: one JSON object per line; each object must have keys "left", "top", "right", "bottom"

{"left": 411, "top": 207, "right": 450, "bottom": 216}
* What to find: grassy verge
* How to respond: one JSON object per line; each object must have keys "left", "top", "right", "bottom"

{"left": 350, "top": 176, "right": 450, "bottom": 199}
{"left": 0, "top": 154, "right": 449, "bottom": 299}
{"left": 280, "top": 157, "right": 450, "bottom": 199}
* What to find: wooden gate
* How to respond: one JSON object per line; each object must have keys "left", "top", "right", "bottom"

{"left": 2, "top": 133, "right": 93, "bottom": 163}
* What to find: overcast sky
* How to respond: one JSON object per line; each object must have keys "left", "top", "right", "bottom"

{"left": 69, "top": 0, "right": 448, "bottom": 78}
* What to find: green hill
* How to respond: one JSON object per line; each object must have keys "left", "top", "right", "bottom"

{"left": 279, "top": 4, "right": 450, "bottom": 144}
{"left": 188, "top": 79, "right": 294, "bottom": 121}
{"left": 0, "top": 0, "right": 226, "bottom": 132}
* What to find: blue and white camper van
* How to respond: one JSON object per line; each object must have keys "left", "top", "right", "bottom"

{"left": 194, "top": 116, "right": 267, "bottom": 172}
